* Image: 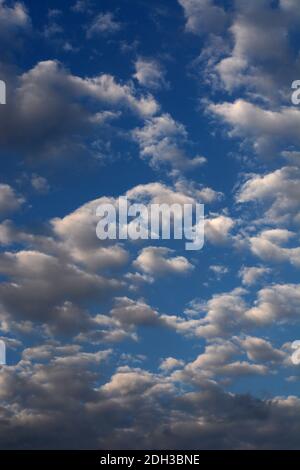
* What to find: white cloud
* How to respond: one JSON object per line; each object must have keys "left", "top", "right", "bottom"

{"left": 0, "top": 344, "right": 298, "bottom": 449}
{"left": 209, "top": 265, "right": 229, "bottom": 278}
{"left": 237, "top": 166, "right": 300, "bottom": 224}
{"left": 0, "top": 60, "right": 159, "bottom": 161}
{"left": 31, "top": 175, "right": 50, "bottom": 193}
{"left": 159, "top": 357, "right": 185, "bottom": 372}
{"left": 126, "top": 180, "right": 218, "bottom": 206}
{"left": 133, "top": 114, "right": 206, "bottom": 171}
{"left": 211, "top": 1, "right": 300, "bottom": 103}
{"left": 109, "top": 297, "right": 160, "bottom": 327}
{"left": 239, "top": 336, "right": 286, "bottom": 363}
{"left": 87, "top": 12, "right": 121, "bottom": 37}
{"left": 246, "top": 284, "right": 300, "bottom": 325}
{"left": 249, "top": 229, "right": 300, "bottom": 267}
{"left": 209, "top": 99, "right": 300, "bottom": 157}
{"left": 239, "top": 266, "right": 271, "bottom": 286}
{"left": 0, "top": 0, "right": 30, "bottom": 40}
{"left": 0, "top": 184, "right": 24, "bottom": 215}
{"left": 205, "top": 215, "right": 235, "bottom": 245}
{"left": 134, "top": 58, "right": 168, "bottom": 90}
{"left": 178, "top": 0, "right": 227, "bottom": 35}
{"left": 0, "top": 250, "right": 120, "bottom": 328}
{"left": 175, "top": 339, "right": 268, "bottom": 385}
{"left": 134, "top": 247, "right": 194, "bottom": 277}
{"left": 52, "top": 197, "right": 129, "bottom": 271}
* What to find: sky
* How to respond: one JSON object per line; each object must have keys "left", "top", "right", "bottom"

{"left": 1, "top": 0, "right": 300, "bottom": 450}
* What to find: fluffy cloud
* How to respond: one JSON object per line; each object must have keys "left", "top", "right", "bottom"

{"left": 0, "top": 0, "right": 30, "bottom": 44}
{"left": 51, "top": 196, "right": 129, "bottom": 272}
{"left": 75, "top": 297, "right": 162, "bottom": 344}
{"left": 237, "top": 166, "right": 300, "bottom": 224}
{"left": 249, "top": 229, "right": 300, "bottom": 267}
{"left": 0, "top": 184, "right": 24, "bottom": 215}
{"left": 30, "top": 175, "right": 50, "bottom": 193}
{"left": 209, "top": 264, "right": 229, "bottom": 278}
{"left": 178, "top": 0, "right": 227, "bottom": 35}
{"left": 212, "top": 0, "right": 300, "bottom": 102}
{"left": 205, "top": 215, "right": 235, "bottom": 245}
{"left": 0, "top": 60, "right": 158, "bottom": 161}
{"left": 239, "top": 336, "right": 286, "bottom": 364}
{"left": 1, "top": 354, "right": 300, "bottom": 449}
{"left": 134, "top": 247, "right": 194, "bottom": 277}
{"left": 175, "top": 339, "right": 268, "bottom": 385}
{"left": 1, "top": 0, "right": 300, "bottom": 451}
{"left": 134, "top": 58, "right": 168, "bottom": 90}
{"left": 246, "top": 284, "right": 300, "bottom": 325}
{"left": 126, "top": 179, "right": 219, "bottom": 205}
{"left": 109, "top": 297, "right": 161, "bottom": 327}
{"left": 239, "top": 266, "right": 271, "bottom": 286}
{"left": 169, "top": 282, "right": 300, "bottom": 340}
{"left": 133, "top": 114, "right": 207, "bottom": 171}
{"left": 159, "top": 357, "right": 185, "bottom": 372}
{"left": 87, "top": 12, "right": 121, "bottom": 37}
{"left": 0, "top": 250, "right": 120, "bottom": 328}
{"left": 210, "top": 100, "right": 300, "bottom": 156}
{"left": 162, "top": 288, "right": 249, "bottom": 340}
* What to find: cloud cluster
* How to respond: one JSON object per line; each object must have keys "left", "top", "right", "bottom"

{"left": 0, "top": 60, "right": 159, "bottom": 161}
{"left": 1, "top": 351, "right": 300, "bottom": 449}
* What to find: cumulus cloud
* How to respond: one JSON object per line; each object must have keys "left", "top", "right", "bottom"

{"left": 0, "top": 250, "right": 120, "bottom": 328}
{"left": 239, "top": 266, "right": 271, "bottom": 286}
{"left": 134, "top": 58, "right": 168, "bottom": 90}
{"left": 249, "top": 229, "right": 300, "bottom": 267}
{"left": 126, "top": 179, "right": 219, "bottom": 205}
{"left": 30, "top": 175, "right": 50, "bottom": 193}
{"left": 175, "top": 339, "right": 268, "bottom": 385}
{"left": 87, "top": 12, "right": 121, "bottom": 38}
{"left": 205, "top": 215, "right": 235, "bottom": 245}
{"left": 204, "top": 0, "right": 300, "bottom": 103}
{"left": 1, "top": 0, "right": 300, "bottom": 451}
{"left": 0, "top": 0, "right": 30, "bottom": 44}
{"left": 239, "top": 336, "right": 286, "bottom": 364}
{"left": 237, "top": 166, "right": 300, "bottom": 225}
{"left": 51, "top": 196, "right": 129, "bottom": 272}
{"left": 246, "top": 284, "right": 300, "bottom": 326}
{"left": 209, "top": 100, "right": 300, "bottom": 157}
{"left": 133, "top": 114, "right": 207, "bottom": 171}
{"left": 209, "top": 264, "right": 229, "bottom": 279}
{"left": 109, "top": 297, "right": 161, "bottom": 327}
{"left": 0, "top": 184, "right": 24, "bottom": 215}
{"left": 134, "top": 247, "right": 194, "bottom": 277}
{"left": 159, "top": 357, "right": 185, "bottom": 372}
{"left": 2, "top": 351, "right": 300, "bottom": 449}
{"left": 0, "top": 177, "right": 220, "bottom": 338}
{"left": 162, "top": 288, "right": 249, "bottom": 340}
{"left": 167, "top": 282, "right": 300, "bottom": 340}
{"left": 178, "top": 0, "right": 227, "bottom": 35}
{"left": 0, "top": 60, "right": 159, "bottom": 161}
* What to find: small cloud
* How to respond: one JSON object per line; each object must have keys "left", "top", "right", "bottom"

{"left": 31, "top": 175, "right": 50, "bottom": 194}
{"left": 0, "top": 184, "right": 24, "bottom": 215}
{"left": 134, "top": 58, "right": 168, "bottom": 90}
{"left": 87, "top": 12, "right": 122, "bottom": 38}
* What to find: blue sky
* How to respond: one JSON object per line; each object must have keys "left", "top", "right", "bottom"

{"left": 1, "top": 0, "right": 300, "bottom": 449}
